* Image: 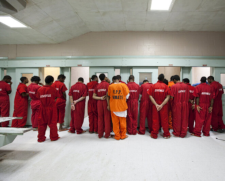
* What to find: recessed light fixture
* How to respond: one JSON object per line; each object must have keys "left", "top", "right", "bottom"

{"left": 0, "top": 16, "right": 27, "bottom": 28}
{"left": 149, "top": 0, "right": 176, "bottom": 11}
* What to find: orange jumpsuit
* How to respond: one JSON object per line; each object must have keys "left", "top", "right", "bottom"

{"left": 108, "top": 83, "right": 129, "bottom": 140}
{"left": 168, "top": 81, "right": 174, "bottom": 129}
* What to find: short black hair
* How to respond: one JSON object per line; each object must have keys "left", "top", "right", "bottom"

{"left": 78, "top": 77, "right": 84, "bottom": 82}
{"left": 170, "top": 76, "right": 174, "bottom": 81}
{"left": 158, "top": 74, "right": 164, "bottom": 81}
{"left": 183, "top": 78, "right": 190, "bottom": 83}
{"left": 91, "top": 75, "right": 97, "bottom": 80}
{"left": 143, "top": 80, "right": 148, "bottom": 83}
{"left": 3, "top": 75, "right": 11, "bottom": 80}
{"left": 113, "top": 76, "right": 119, "bottom": 80}
{"left": 173, "top": 75, "right": 180, "bottom": 81}
{"left": 129, "top": 75, "right": 134, "bottom": 81}
{"left": 163, "top": 79, "right": 168, "bottom": 85}
{"left": 20, "top": 77, "right": 27, "bottom": 83}
{"left": 99, "top": 73, "right": 105, "bottom": 81}
{"left": 117, "top": 75, "right": 121, "bottom": 80}
{"left": 45, "top": 76, "right": 54, "bottom": 84}
{"left": 31, "top": 76, "right": 41, "bottom": 82}
{"left": 208, "top": 76, "right": 214, "bottom": 81}
{"left": 201, "top": 77, "right": 207, "bottom": 83}
{"left": 58, "top": 74, "right": 66, "bottom": 79}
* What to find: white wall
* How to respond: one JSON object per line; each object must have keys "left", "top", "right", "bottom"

{"left": 192, "top": 67, "right": 211, "bottom": 84}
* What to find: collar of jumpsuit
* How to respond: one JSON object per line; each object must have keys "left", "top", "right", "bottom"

{"left": 157, "top": 80, "right": 164, "bottom": 83}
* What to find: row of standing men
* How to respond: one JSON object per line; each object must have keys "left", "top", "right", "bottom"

{"left": 0, "top": 73, "right": 224, "bottom": 141}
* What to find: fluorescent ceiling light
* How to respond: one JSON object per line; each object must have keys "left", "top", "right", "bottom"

{"left": 0, "top": 16, "right": 27, "bottom": 28}
{"left": 150, "top": 0, "right": 175, "bottom": 11}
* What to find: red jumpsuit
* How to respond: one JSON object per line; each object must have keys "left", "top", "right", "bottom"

{"left": 87, "top": 81, "right": 98, "bottom": 132}
{"left": 148, "top": 81, "right": 171, "bottom": 139}
{"left": 37, "top": 85, "right": 59, "bottom": 142}
{"left": 69, "top": 82, "right": 87, "bottom": 134}
{"left": 12, "top": 83, "right": 28, "bottom": 128}
{"left": 139, "top": 83, "right": 153, "bottom": 134}
{"left": 193, "top": 83, "right": 214, "bottom": 137}
{"left": 210, "top": 81, "right": 225, "bottom": 131}
{"left": 171, "top": 82, "right": 189, "bottom": 138}
{"left": 51, "top": 81, "right": 68, "bottom": 124}
{"left": 27, "top": 83, "right": 41, "bottom": 128}
{"left": 94, "top": 80, "right": 111, "bottom": 138}
{"left": 0, "top": 81, "right": 11, "bottom": 127}
{"left": 187, "top": 83, "right": 195, "bottom": 133}
{"left": 127, "top": 82, "right": 140, "bottom": 135}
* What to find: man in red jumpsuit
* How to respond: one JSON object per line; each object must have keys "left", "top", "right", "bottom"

{"left": 148, "top": 74, "right": 171, "bottom": 139}
{"left": 139, "top": 80, "right": 153, "bottom": 134}
{"left": 87, "top": 75, "right": 98, "bottom": 133}
{"left": 93, "top": 73, "right": 111, "bottom": 138}
{"left": 37, "top": 76, "right": 59, "bottom": 142}
{"left": 0, "top": 75, "right": 12, "bottom": 127}
{"left": 192, "top": 77, "right": 214, "bottom": 137}
{"left": 12, "top": 77, "right": 29, "bottom": 128}
{"left": 69, "top": 77, "right": 87, "bottom": 134}
{"left": 51, "top": 74, "right": 68, "bottom": 132}
{"left": 183, "top": 78, "right": 195, "bottom": 133}
{"left": 207, "top": 76, "right": 225, "bottom": 132}
{"left": 126, "top": 75, "right": 140, "bottom": 135}
{"left": 171, "top": 75, "right": 189, "bottom": 138}
{"left": 27, "top": 76, "right": 42, "bottom": 130}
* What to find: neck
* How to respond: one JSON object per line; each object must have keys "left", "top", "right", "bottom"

{"left": 129, "top": 80, "right": 134, "bottom": 82}
{"left": 78, "top": 81, "right": 83, "bottom": 83}
{"left": 115, "top": 80, "right": 120, "bottom": 83}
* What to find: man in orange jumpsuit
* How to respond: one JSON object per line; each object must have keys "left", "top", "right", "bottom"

{"left": 52, "top": 74, "right": 68, "bottom": 131}
{"left": 87, "top": 75, "right": 98, "bottom": 133}
{"left": 183, "top": 78, "right": 195, "bottom": 133}
{"left": 139, "top": 80, "right": 153, "bottom": 134}
{"left": 12, "top": 77, "right": 29, "bottom": 128}
{"left": 168, "top": 76, "right": 175, "bottom": 129}
{"left": 93, "top": 73, "right": 111, "bottom": 138}
{"left": 192, "top": 77, "right": 214, "bottom": 137}
{"left": 148, "top": 74, "right": 171, "bottom": 139}
{"left": 171, "top": 75, "right": 189, "bottom": 138}
{"left": 27, "top": 76, "right": 42, "bottom": 130}
{"left": 69, "top": 77, "right": 88, "bottom": 134}
{"left": 37, "top": 76, "right": 59, "bottom": 142}
{"left": 0, "top": 75, "right": 12, "bottom": 127}
{"left": 207, "top": 76, "right": 225, "bottom": 132}
{"left": 126, "top": 75, "right": 140, "bottom": 135}
{"left": 107, "top": 76, "right": 129, "bottom": 140}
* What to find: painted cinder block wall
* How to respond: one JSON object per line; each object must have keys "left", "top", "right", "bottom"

{"left": 0, "top": 32, "right": 225, "bottom": 58}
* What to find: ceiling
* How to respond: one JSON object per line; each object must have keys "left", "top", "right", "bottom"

{"left": 0, "top": 0, "right": 225, "bottom": 44}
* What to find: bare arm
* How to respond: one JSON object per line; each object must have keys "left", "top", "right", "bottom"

{"left": 74, "top": 96, "right": 85, "bottom": 104}
{"left": 63, "top": 92, "right": 66, "bottom": 100}
{"left": 196, "top": 97, "right": 202, "bottom": 113}
{"left": 93, "top": 93, "right": 106, "bottom": 100}
{"left": 21, "top": 92, "right": 29, "bottom": 97}
{"left": 209, "top": 99, "right": 214, "bottom": 113}
{"left": 150, "top": 95, "right": 158, "bottom": 106}
{"left": 70, "top": 96, "right": 75, "bottom": 111}
{"left": 161, "top": 95, "right": 170, "bottom": 107}
{"left": 106, "top": 92, "right": 110, "bottom": 111}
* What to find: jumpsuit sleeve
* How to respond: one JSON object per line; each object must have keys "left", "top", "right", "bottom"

{"left": 68, "top": 87, "right": 72, "bottom": 96}
{"left": 82, "top": 86, "right": 88, "bottom": 97}
{"left": 61, "top": 84, "right": 68, "bottom": 92}
{"left": 108, "top": 86, "right": 112, "bottom": 97}
{"left": 36, "top": 89, "right": 40, "bottom": 99}
{"left": 6, "top": 84, "right": 11, "bottom": 92}
{"left": 18, "top": 85, "right": 27, "bottom": 94}
{"left": 123, "top": 84, "right": 130, "bottom": 96}
{"left": 193, "top": 86, "right": 200, "bottom": 97}
{"left": 170, "top": 86, "right": 175, "bottom": 97}
{"left": 139, "top": 85, "right": 143, "bottom": 95}
{"left": 148, "top": 86, "right": 153, "bottom": 96}
{"left": 165, "top": 86, "right": 171, "bottom": 96}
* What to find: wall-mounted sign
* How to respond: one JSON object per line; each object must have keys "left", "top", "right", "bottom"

{"left": 203, "top": 64, "right": 207, "bottom": 67}
{"left": 78, "top": 64, "right": 82, "bottom": 66}
{"left": 169, "top": 64, "right": 173, "bottom": 66}
{"left": 46, "top": 65, "right": 50, "bottom": 67}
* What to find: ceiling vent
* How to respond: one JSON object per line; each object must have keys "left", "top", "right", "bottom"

{"left": 0, "top": 0, "right": 26, "bottom": 14}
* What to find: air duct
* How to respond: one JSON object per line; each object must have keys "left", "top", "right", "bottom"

{"left": 0, "top": 0, "right": 17, "bottom": 14}
{"left": 6, "top": 0, "right": 26, "bottom": 11}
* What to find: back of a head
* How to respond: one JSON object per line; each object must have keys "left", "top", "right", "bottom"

{"left": 173, "top": 75, "right": 180, "bottom": 81}
{"left": 20, "top": 77, "right": 27, "bottom": 83}
{"left": 3, "top": 75, "right": 11, "bottom": 80}
{"left": 78, "top": 77, "right": 84, "bottom": 83}
{"left": 99, "top": 73, "right": 105, "bottom": 81}
{"left": 143, "top": 80, "right": 148, "bottom": 84}
{"left": 208, "top": 76, "right": 214, "bottom": 81}
{"left": 31, "top": 76, "right": 41, "bottom": 82}
{"left": 201, "top": 76, "right": 207, "bottom": 83}
{"left": 170, "top": 76, "right": 174, "bottom": 81}
{"left": 117, "top": 75, "right": 121, "bottom": 80}
{"left": 91, "top": 75, "right": 97, "bottom": 81}
{"left": 129, "top": 75, "right": 134, "bottom": 81}
{"left": 58, "top": 74, "right": 66, "bottom": 80}
{"left": 158, "top": 74, "right": 164, "bottom": 82}
{"left": 113, "top": 76, "right": 119, "bottom": 81}
{"left": 45, "top": 76, "right": 54, "bottom": 84}
{"left": 163, "top": 79, "right": 168, "bottom": 85}
{"left": 183, "top": 78, "right": 190, "bottom": 84}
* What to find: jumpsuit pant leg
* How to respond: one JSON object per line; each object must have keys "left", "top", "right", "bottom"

{"left": 151, "top": 105, "right": 160, "bottom": 139}
{"left": 126, "top": 100, "right": 133, "bottom": 134}
{"left": 48, "top": 107, "right": 59, "bottom": 141}
{"left": 93, "top": 101, "right": 98, "bottom": 133}
{"left": 88, "top": 100, "right": 94, "bottom": 132}
{"left": 188, "top": 102, "right": 195, "bottom": 133}
{"left": 160, "top": 104, "right": 170, "bottom": 138}
{"left": 111, "top": 112, "right": 121, "bottom": 140}
{"left": 0, "top": 101, "right": 10, "bottom": 127}
{"left": 202, "top": 106, "right": 212, "bottom": 136}
{"left": 139, "top": 101, "right": 147, "bottom": 134}
{"left": 74, "top": 101, "right": 85, "bottom": 134}
{"left": 194, "top": 105, "right": 207, "bottom": 137}
{"left": 172, "top": 103, "right": 182, "bottom": 137}
{"left": 37, "top": 107, "right": 47, "bottom": 142}
{"left": 147, "top": 103, "right": 152, "bottom": 133}
{"left": 69, "top": 110, "right": 75, "bottom": 133}
{"left": 97, "top": 101, "right": 104, "bottom": 138}
{"left": 104, "top": 101, "right": 111, "bottom": 138}
{"left": 132, "top": 100, "right": 139, "bottom": 135}
{"left": 180, "top": 103, "right": 189, "bottom": 138}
